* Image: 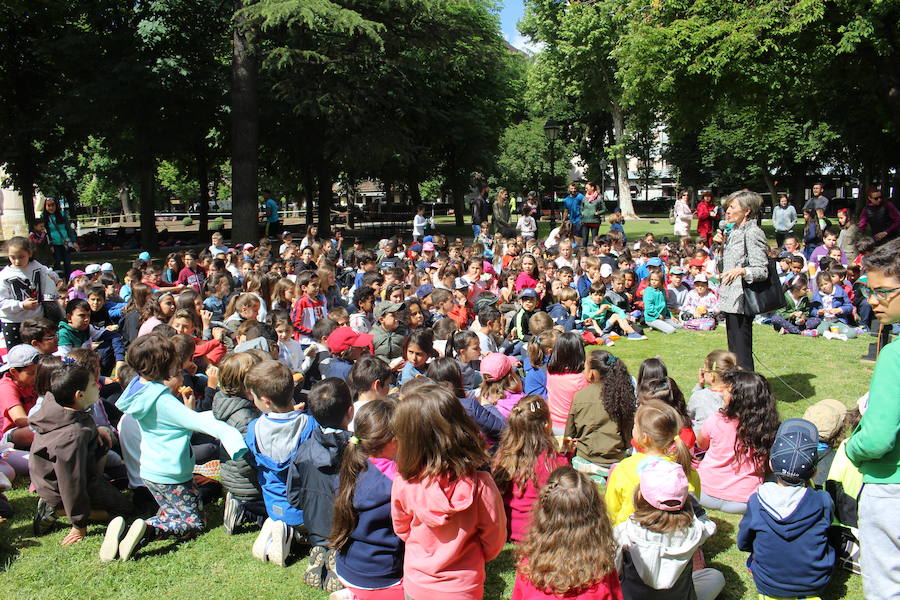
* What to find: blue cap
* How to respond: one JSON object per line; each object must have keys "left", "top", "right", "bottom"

{"left": 138, "top": 251, "right": 151, "bottom": 261}
{"left": 416, "top": 284, "right": 434, "bottom": 299}
{"left": 519, "top": 288, "right": 539, "bottom": 298}
{"left": 647, "top": 257, "right": 663, "bottom": 267}
{"left": 423, "top": 235, "right": 434, "bottom": 243}
{"left": 770, "top": 419, "right": 819, "bottom": 484}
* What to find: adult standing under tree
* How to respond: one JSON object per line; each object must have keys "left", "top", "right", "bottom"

{"left": 262, "top": 189, "right": 280, "bottom": 238}
{"left": 471, "top": 184, "right": 490, "bottom": 238}
{"left": 836, "top": 208, "right": 860, "bottom": 260}
{"left": 580, "top": 181, "right": 604, "bottom": 246}
{"left": 41, "top": 198, "right": 78, "bottom": 277}
{"left": 672, "top": 190, "right": 692, "bottom": 238}
{"left": 857, "top": 186, "right": 900, "bottom": 245}
{"left": 803, "top": 182, "right": 830, "bottom": 216}
{"left": 562, "top": 183, "right": 584, "bottom": 243}
{"left": 491, "top": 188, "right": 513, "bottom": 237}
{"left": 713, "top": 190, "right": 769, "bottom": 371}
{"left": 845, "top": 238, "right": 900, "bottom": 600}
{"left": 772, "top": 193, "right": 797, "bottom": 248}
{"left": 696, "top": 191, "right": 716, "bottom": 247}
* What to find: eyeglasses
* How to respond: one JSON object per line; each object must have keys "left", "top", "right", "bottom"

{"left": 41, "top": 334, "right": 59, "bottom": 341}
{"left": 861, "top": 285, "right": 900, "bottom": 303}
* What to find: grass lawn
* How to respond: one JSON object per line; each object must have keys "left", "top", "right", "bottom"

{"left": 0, "top": 324, "right": 872, "bottom": 599}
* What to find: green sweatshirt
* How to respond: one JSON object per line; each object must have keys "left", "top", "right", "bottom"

{"left": 581, "top": 296, "right": 625, "bottom": 326}
{"left": 846, "top": 337, "right": 900, "bottom": 483}
{"left": 775, "top": 292, "right": 811, "bottom": 321}
{"left": 642, "top": 287, "right": 670, "bottom": 322}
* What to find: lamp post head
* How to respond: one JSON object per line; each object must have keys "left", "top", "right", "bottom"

{"left": 543, "top": 119, "right": 561, "bottom": 142}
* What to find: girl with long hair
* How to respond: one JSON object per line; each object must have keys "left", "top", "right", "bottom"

{"left": 425, "top": 358, "right": 504, "bottom": 441}
{"left": 513, "top": 466, "right": 622, "bottom": 599}
{"left": 565, "top": 350, "right": 636, "bottom": 484}
{"left": 162, "top": 253, "right": 184, "bottom": 286}
{"left": 390, "top": 383, "right": 506, "bottom": 600}
{"left": 605, "top": 400, "right": 700, "bottom": 526}
{"left": 492, "top": 396, "right": 568, "bottom": 543}
{"left": 447, "top": 329, "right": 483, "bottom": 393}
{"left": 545, "top": 332, "right": 589, "bottom": 435}
{"left": 616, "top": 460, "right": 724, "bottom": 600}
{"left": 137, "top": 292, "right": 176, "bottom": 338}
{"left": 523, "top": 328, "right": 558, "bottom": 399}
{"left": 330, "top": 399, "right": 404, "bottom": 600}
{"left": 697, "top": 370, "right": 780, "bottom": 514}
{"left": 636, "top": 377, "right": 695, "bottom": 449}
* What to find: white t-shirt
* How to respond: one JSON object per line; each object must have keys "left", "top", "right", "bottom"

{"left": 209, "top": 244, "right": 229, "bottom": 257}
{"left": 475, "top": 330, "right": 497, "bottom": 355}
{"left": 555, "top": 256, "right": 575, "bottom": 270}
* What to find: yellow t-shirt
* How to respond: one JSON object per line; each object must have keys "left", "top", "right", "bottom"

{"left": 605, "top": 452, "right": 702, "bottom": 526}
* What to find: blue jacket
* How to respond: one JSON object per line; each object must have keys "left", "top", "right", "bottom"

{"left": 576, "top": 274, "right": 593, "bottom": 298}
{"left": 546, "top": 302, "right": 576, "bottom": 331}
{"left": 564, "top": 193, "right": 584, "bottom": 224}
{"left": 245, "top": 413, "right": 318, "bottom": 526}
{"left": 116, "top": 379, "right": 247, "bottom": 484}
{"left": 335, "top": 462, "right": 404, "bottom": 589}
{"left": 522, "top": 355, "right": 548, "bottom": 399}
{"left": 737, "top": 483, "right": 835, "bottom": 597}
{"left": 396, "top": 361, "right": 426, "bottom": 386}
{"left": 458, "top": 396, "right": 505, "bottom": 440}
{"left": 286, "top": 426, "right": 351, "bottom": 546}
{"left": 810, "top": 285, "right": 853, "bottom": 324}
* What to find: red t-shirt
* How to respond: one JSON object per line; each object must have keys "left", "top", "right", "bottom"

{"left": 0, "top": 374, "right": 37, "bottom": 433}
{"left": 504, "top": 452, "right": 570, "bottom": 542}
{"left": 511, "top": 570, "right": 623, "bottom": 600}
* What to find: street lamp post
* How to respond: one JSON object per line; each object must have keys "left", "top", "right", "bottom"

{"left": 544, "top": 119, "right": 561, "bottom": 228}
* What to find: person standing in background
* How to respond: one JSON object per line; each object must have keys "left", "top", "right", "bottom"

{"left": 772, "top": 193, "right": 798, "bottom": 248}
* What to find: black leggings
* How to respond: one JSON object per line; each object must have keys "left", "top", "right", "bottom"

{"left": 725, "top": 312, "right": 754, "bottom": 371}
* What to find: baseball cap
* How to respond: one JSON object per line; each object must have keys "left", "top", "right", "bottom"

{"left": 519, "top": 288, "right": 539, "bottom": 299}
{"left": 282, "top": 231, "right": 292, "bottom": 238}
{"left": 802, "top": 399, "right": 847, "bottom": 441}
{"left": 480, "top": 353, "right": 517, "bottom": 381}
{"left": 410, "top": 242, "right": 423, "bottom": 253}
{"left": 453, "top": 278, "right": 470, "bottom": 291}
{"left": 778, "top": 251, "right": 793, "bottom": 260}
{"left": 422, "top": 242, "right": 435, "bottom": 252}
{"left": 638, "top": 458, "right": 688, "bottom": 511}
{"left": 600, "top": 263, "right": 613, "bottom": 278}
{"left": 138, "top": 251, "right": 151, "bottom": 262}
{"left": 689, "top": 258, "right": 706, "bottom": 267}
{"left": 647, "top": 257, "right": 663, "bottom": 267}
{"left": 373, "top": 301, "right": 405, "bottom": 320}
{"left": 473, "top": 293, "right": 499, "bottom": 314}
{"left": 423, "top": 235, "right": 434, "bottom": 243}
{"left": 243, "top": 243, "right": 255, "bottom": 250}
{"left": 693, "top": 274, "right": 708, "bottom": 283}
{"left": 770, "top": 418, "right": 819, "bottom": 484}
{"left": 100, "top": 263, "right": 114, "bottom": 272}
{"left": 0, "top": 345, "right": 40, "bottom": 373}
{"left": 85, "top": 264, "right": 101, "bottom": 275}
{"left": 327, "top": 326, "right": 374, "bottom": 354}
{"left": 416, "top": 284, "right": 434, "bottom": 299}
{"left": 670, "top": 266, "right": 685, "bottom": 275}
{"left": 68, "top": 269, "right": 86, "bottom": 280}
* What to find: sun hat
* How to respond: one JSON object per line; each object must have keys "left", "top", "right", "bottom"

{"left": 802, "top": 399, "right": 847, "bottom": 441}
{"left": 327, "top": 327, "right": 374, "bottom": 354}
{"left": 480, "top": 353, "right": 517, "bottom": 381}
{"left": 770, "top": 418, "right": 819, "bottom": 484}
{"left": 0, "top": 345, "right": 40, "bottom": 373}
{"left": 638, "top": 458, "right": 689, "bottom": 511}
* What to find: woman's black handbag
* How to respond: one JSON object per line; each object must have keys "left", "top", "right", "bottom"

{"left": 742, "top": 233, "right": 786, "bottom": 314}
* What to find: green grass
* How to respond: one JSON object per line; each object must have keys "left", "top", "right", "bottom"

{"left": 0, "top": 325, "right": 871, "bottom": 599}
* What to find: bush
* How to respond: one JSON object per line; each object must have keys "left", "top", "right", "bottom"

{"left": 182, "top": 216, "right": 193, "bottom": 226}
{"left": 210, "top": 216, "right": 225, "bottom": 231}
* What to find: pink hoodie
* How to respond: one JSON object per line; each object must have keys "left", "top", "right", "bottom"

{"left": 546, "top": 373, "right": 589, "bottom": 430}
{"left": 391, "top": 471, "right": 507, "bottom": 600}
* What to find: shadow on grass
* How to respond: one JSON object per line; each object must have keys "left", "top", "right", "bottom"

{"left": 822, "top": 565, "right": 857, "bottom": 600}
{"left": 707, "top": 560, "right": 748, "bottom": 600}
{"left": 485, "top": 546, "right": 514, "bottom": 599}
{"left": 765, "top": 372, "right": 817, "bottom": 403}
{"left": 702, "top": 515, "right": 736, "bottom": 562}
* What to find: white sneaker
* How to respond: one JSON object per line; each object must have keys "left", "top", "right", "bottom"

{"left": 99, "top": 516, "right": 126, "bottom": 562}
{"left": 268, "top": 520, "right": 292, "bottom": 567}
{"left": 823, "top": 331, "right": 849, "bottom": 341}
{"left": 252, "top": 518, "right": 275, "bottom": 563}
{"left": 118, "top": 518, "right": 147, "bottom": 561}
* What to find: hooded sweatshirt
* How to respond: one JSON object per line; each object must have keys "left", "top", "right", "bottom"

{"left": 0, "top": 260, "right": 58, "bottom": 323}
{"left": 615, "top": 513, "right": 716, "bottom": 595}
{"left": 212, "top": 390, "right": 262, "bottom": 501}
{"left": 737, "top": 482, "right": 835, "bottom": 597}
{"left": 391, "top": 471, "right": 507, "bottom": 600}
{"left": 116, "top": 378, "right": 247, "bottom": 484}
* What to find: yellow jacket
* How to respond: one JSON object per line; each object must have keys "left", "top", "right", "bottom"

{"left": 605, "top": 452, "right": 702, "bottom": 526}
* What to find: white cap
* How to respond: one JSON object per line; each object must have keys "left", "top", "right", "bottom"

{"left": 100, "top": 262, "right": 114, "bottom": 272}
{"left": 600, "top": 264, "right": 613, "bottom": 278}
{"left": 85, "top": 264, "right": 101, "bottom": 274}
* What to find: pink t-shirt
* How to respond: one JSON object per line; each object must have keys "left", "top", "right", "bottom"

{"left": 697, "top": 412, "right": 764, "bottom": 502}
{"left": 505, "top": 452, "right": 569, "bottom": 542}
{"left": 0, "top": 375, "right": 36, "bottom": 434}
{"left": 546, "top": 373, "right": 589, "bottom": 430}
{"left": 511, "top": 570, "right": 623, "bottom": 600}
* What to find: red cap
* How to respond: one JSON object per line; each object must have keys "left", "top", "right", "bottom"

{"left": 688, "top": 258, "right": 706, "bottom": 267}
{"left": 327, "top": 327, "right": 373, "bottom": 354}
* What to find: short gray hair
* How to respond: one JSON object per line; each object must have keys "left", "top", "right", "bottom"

{"left": 724, "top": 189, "right": 763, "bottom": 217}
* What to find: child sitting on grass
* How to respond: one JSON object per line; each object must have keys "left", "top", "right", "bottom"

{"left": 30, "top": 363, "right": 134, "bottom": 547}
{"left": 102, "top": 334, "right": 247, "bottom": 562}
{"left": 687, "top": 349, "right": 738, "bottom": 434}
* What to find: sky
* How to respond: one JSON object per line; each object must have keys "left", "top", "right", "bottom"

{"left": 499, "top": 0, "right": 543, "bottom": 54}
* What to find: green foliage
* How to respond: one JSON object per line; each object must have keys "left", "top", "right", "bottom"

{"left": 182, "top": 216, "right": 193, "bottom": 226}
{"left": 157, "top": 160, "right": 197, "bottom": 202}
{"left": 418, "top": 178, "right": 444, "bottom": 203}
{"left": 210, "top": 216, "right": 225, "bottom": 230}
{"left": 494, "top": 118, "right": 574, "bottom": 193}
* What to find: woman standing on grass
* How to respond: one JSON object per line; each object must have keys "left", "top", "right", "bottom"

{"left": 845, "top": 238, "right": 900, "bottom": 600}
{"left": 41, "top": 198, "right": 78, "bottom": 277}
{"left": 713, "top": 190, "right": 769, "bottom": 371}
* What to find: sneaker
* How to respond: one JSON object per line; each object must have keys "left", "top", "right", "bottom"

{"left": 223, "top": 492, "right": 243, "bottom": 535}
{"left": 626, "top": 332, "right": 647, "bottom": 340}
{"left": 779, "top": 327, "right": 788, "bottom": 335}
{"left": 603, "top": 338, "right": 615, "bottom": 347}
{"left": 323, "top": 549, "right": 343, "bottom": 593}
{"left": 304, "top": 545, "right": 329, "bottom": 588}
{"left": 252, "top": 518, "right": 275, "bottom": 563}
{"left": 823, "top": 331, "right": 849, "bottom": 341}
{"left": 118, "top": 518, "right": 147, "bottom": 561}
{"left": 99, "top": 516, "right": 127, "bottom": 562}
{"left": 33, "top": 498, "right": 58, "bottom": 536}
{"left": 801, "top": 329, "right": 818, "bottom": 337}
{"left": 268, "top": 520, "right": 292, "bottom": 567}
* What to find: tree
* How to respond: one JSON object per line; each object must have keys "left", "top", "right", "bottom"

{"left": 494, "top": 118, "right": 574, "bottom": 195}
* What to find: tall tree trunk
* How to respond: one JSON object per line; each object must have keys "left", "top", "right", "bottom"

{"left": 452, "top": 176, "right": 465, "bottom": 227}
{"left": 139, "top": 161, "right": 157, "bottom": 251}
{"left": 19, "top": 159, "right": 36, "bottom": 226}
{"left": 197, "top": 143, "right": 210, "bottom": 238}
{"left": 317, "top": 163, "right": 332, "bottom": 237}
{"left": 610, "top": 102, "right": 635, "bottom": 219}
{"left": 118, "top": 185, "right": 132, "bottom": 222}
{"left": 231, "top": 0, "right": 259, "bottom": 244}
{"left": 302, "top": 165, "right": 315, "bottom": 229}
{"left": 408, "top": 173, "right": 422, "bottom": 206}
